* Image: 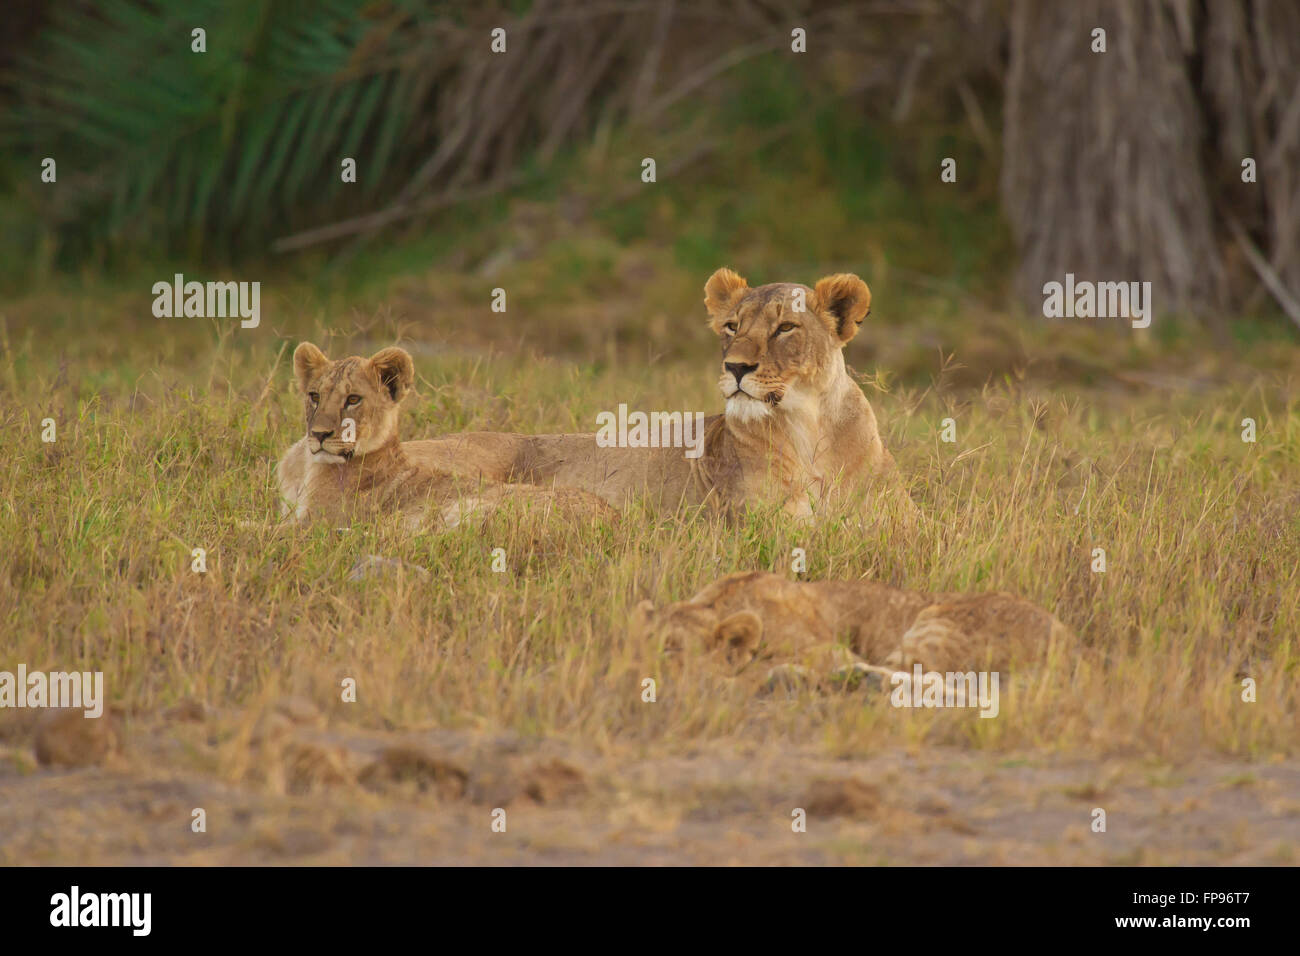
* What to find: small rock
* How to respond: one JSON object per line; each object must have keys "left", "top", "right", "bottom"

{"left": 803, "top": 778, "right": 881, "bottom": 819}
{"left": 282, "top": 740, "right": 353, "bottom": 792}
{"left": 522, "top": 758, "right": 587, "bottom": 805}
{"left": 275, "top": 696, "right": 323, "bottom": 726}
{"left": 34, "top": 709, "right": 118, "bottom": 768}
{"left": 359, "top": 746, "right": 468, "bottom": 799}
{"left": 164, "top": 697, "right": 209, "bottom": 722}
{"left": 254, "top": 696, "right": 324, "bottom": 743}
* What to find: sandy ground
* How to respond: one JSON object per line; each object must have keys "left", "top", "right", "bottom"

{"left": 2, "top": 708, "right": 1297, "bottom": 865}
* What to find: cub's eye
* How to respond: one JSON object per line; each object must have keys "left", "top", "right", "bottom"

{"left": 308, "top": 392, "right": 319, "bottom": 404}
{"left": 345, "top": 394, "right": 362, "bottom": 407}
{"left": 723, "top": 322, "right": 737, "bottom": 335}
{"left": 777, "top": 322, "right": 798, "bottom": 334}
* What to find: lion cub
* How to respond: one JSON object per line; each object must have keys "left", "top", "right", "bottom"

{"left": 631, "top": 571, "right": 1070, "bottom": 689}
{"left": 275, "top": 342, "right": 614, "bottom": 528}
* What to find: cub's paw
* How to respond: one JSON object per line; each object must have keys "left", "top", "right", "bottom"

{"left": 828, "top": 661, "right": 879, "bottom": 692}
{"left": 760, "top": 663, "right": 815, "bottom": 695}
{"left": 826, "top": 661, "right": 901, "bottom": 693}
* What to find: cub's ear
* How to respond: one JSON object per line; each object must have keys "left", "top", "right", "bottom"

{"left": 812, "top": 273, "right": 872, "bottom": 343}
{"left": 703, "top": 267, "right": 749, "bottom": 332}
{"left": 712, "top": 610, "right": 763, "bottom": 666}
{"left": 293, "top": 342, "right": 329, "bottom": 392}
{"left": 369, "top": 346, "right": 415, "bottom": 402}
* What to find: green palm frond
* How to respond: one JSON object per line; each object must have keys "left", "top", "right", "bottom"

{"left": 5, "top": 0, "right": 450, "bottom": 258}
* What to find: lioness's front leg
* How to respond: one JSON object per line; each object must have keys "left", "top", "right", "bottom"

{"left": 275, "top": 438, "right": 309, "bottom": 518}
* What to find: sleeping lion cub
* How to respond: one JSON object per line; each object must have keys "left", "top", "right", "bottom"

{"left": 275, "top": 342, "right": 614, "bottom": 528}
{"left": 631, "top": 571, "right": 1070, "bottom": 689}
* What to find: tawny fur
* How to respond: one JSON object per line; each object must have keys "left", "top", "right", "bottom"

{"left": 631, "top": 571, "right": 1071, "bottom": 688}
{"left": 275, "top": 342, "right": 615, "bottom": 529}
{"left": 412, "top": 269, "right": 916, "bottom": 521}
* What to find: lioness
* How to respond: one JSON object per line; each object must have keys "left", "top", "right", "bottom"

{"left": 416, "top": 269, "right": 914, "bottom": 519}
{"left": 276, "top": 342, "right": 614, "bottom": 528}
{"left": 631, "top": 571, "right": 1070, "bottom": 689}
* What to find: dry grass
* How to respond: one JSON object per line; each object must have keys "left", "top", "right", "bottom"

{"left": 1, "top": 273, "right": 1298, "bottom": 863}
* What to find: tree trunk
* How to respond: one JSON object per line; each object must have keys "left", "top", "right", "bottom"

{"left": 1001, "top": 0, "right": 1226, "bottom": 318}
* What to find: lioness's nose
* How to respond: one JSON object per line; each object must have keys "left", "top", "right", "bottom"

{"left": 311, "top": 428, "right": 333, "bottom": 442}
{"left": 725, "top": 362, "right": 758, "bottom": 385}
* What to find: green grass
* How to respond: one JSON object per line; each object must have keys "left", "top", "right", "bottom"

{"left": 2, "top": 279, "right": 1297, "bottom": 765}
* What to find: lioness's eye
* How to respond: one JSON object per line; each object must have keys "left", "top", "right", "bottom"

{"left": 308, "top": 392, "right": 319, "bottom": 404}
{"left": 777, "top": 322, "right": 797, "bottom": 334}
{"left": 723, "top": 322, "right": 737, "bottom": 334}
{"left": 346, "top": 394, "right": 362, "bottom": 406}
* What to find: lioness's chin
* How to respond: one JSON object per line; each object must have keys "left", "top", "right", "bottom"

{"left": 310, "top": 449, "right": 351, "bottom": 464}
{"left": 725, "top": 394, "right": 774, "bottom": 423}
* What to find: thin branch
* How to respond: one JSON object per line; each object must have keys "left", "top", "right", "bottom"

{"left": 639, "top": 37, "right": 783, "bottom": 123}
{"left": 1227, "top": 214, "right": 1300, "bottom": 331}
{"left": 271, "top": 173, "right": 531, "bottom": 253}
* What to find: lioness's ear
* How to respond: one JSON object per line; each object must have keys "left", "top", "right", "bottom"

{"left": 703, "top": 267, "right": 749, "bottom": 332}
{"left": 712, "top": 610, "right": 763, "bottom": 665}
{"left": 293, "top": 342, "right": 329, "bottom": 392}
{"left": 369, "top": 346, "right": 414, "bottom": 403}
{"left": 812, "top": 273, "right": 872, "bottom": 343}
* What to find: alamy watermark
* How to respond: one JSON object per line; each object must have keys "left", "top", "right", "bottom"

{"left": 50, "top": 886, "right": 150, "bottom": 936}
{"left": 152, "top": 273, "right": 259, "bottom": 328}
{"left": 890, "top": 664, "right": 1000, "bottom": 718}
{"left": 1042, "top": 273, "right": 1151, "bottom": 328}
{"left": 0, "top": 665, "right": 104, "bottom": 718}
{"left": 595, "top": 404, "right": 706, "bottom": 459}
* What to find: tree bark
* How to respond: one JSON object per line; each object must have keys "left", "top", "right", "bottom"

{"left": 1001, "top": 0, "right": 1226, "bottom": 318}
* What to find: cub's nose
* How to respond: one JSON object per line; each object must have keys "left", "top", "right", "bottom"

{"left": 311, "top": 429, "right": 333, "bottom": 442}
{"left": 724, "top": 362, "right": 758, "bottom": 386}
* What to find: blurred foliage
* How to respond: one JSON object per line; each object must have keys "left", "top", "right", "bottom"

{"left": 2, "top": 0, "right": 1296, "bottom": 342}
{"left": 3, "top": 0, "right": 456, "bottom": 272}
{"left": 0, "top": 0, "right": 1008, "bottom": 292}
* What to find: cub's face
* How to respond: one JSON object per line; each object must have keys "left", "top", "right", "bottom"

{"left": 631, "top": 600, "right": 717, "bottom": 652}
{"left": 702, "top": 269, "right": 872, "bottom": 424}
{"left": 631, "top": 600, "right": 764, "bottom": 668}
{"left": 292, "top": 342, "right": 414, "bottom": 463}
